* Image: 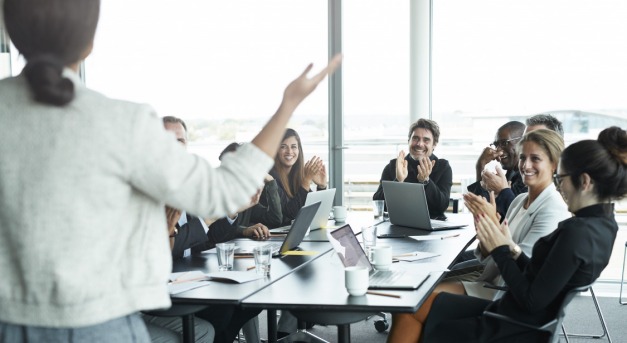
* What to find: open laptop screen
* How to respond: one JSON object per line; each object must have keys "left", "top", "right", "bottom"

{"left": 329, "top": 224, "right": 372, "bottom": 271}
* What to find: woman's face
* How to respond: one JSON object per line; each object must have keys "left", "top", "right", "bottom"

{"left": 278, "top": 136, "right": 300, "bottom": 169}
{"left": 555, "top": 162, "right": 579, "bottom": 213}
{"left": 518, "top": 141, "right": 555, "bottom": 192}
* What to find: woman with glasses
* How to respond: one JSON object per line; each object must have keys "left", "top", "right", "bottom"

{"left": 387, "top": 126, "right": 626, "bottom": 342}
{"left": 389, "top": 129, "right": 568, "bottom": 320}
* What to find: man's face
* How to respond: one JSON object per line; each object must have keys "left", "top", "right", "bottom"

{"left": 408, "top": 128, "right": 435, "bottom": 160}
{"left": 164, "top": 122, "right": 187, "bottom": 147}
{"left": 493, "top": 128, "right": 520, "bottom": 170}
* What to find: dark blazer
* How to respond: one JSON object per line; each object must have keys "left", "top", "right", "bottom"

{"left": 268, "top": 168, "right": 309, "bottom": 226}
{"left": 423, "top": 203, "right": 617, "bottom": 342}
{"left": 467, "top": 169, "right": 528, "bottom": 221}
{"left": 373, "top": 153, "right": 452, "bottom": 219}
{"left": 171, "top": 214, "right": 208, "bottom": 259}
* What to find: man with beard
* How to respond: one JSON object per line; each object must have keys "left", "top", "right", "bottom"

{"left": 373, "top": 119, "right": 452, "bottom": 220}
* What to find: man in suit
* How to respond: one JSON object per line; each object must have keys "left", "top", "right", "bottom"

{"left": 466, "top": 121, "right": 527, "bottom": 220}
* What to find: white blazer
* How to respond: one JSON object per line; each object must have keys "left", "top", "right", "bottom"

{"left": 463, "top": 183, "right": 571, "bottom": 299}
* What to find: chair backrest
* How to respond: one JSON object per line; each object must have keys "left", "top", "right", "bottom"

{"left": 547, "top": 284, "right": 591, "bottom": 343}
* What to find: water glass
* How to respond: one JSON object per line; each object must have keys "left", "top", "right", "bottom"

{"left": 372, "top": 200, "right": 385, "bottom": 218}
{"left": 253, "top": 245, "right": 273, "bottom": 277}
{"left": 361, "top": 226, "right": 377, "bottom": 262}
{"left": 216, "top": 243, "right": 235, "bottom": 271}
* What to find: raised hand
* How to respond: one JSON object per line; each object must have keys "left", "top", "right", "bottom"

{"left": 417, "top": 157, "right": 435, "bottom": 183}
{"left": 481, "top": 164, "right": 509, "bottom": 196}
{"left": 395, "top": 150, "right": 408, "bottom": 182}
{"left": 302, "top": 157, "right": 321, "bottom": 189}
{"left": 282, "top": 54, "right": 343, "bottom": 110}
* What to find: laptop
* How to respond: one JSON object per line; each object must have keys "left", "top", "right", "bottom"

{"left": 328, "top": 224, "right": 430, "bottom": 289}
{"left": 382, "top": 181, "right": 467, "bottom": 231}
{"left": 270, "top": 188, "right": 336, "bottom": 233}
{"left": 236, "top": 201, "right": 321, "bottom": 257}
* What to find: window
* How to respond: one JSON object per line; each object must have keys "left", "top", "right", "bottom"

{"left": 86, "top": 0, "right": 328, "bottom": 166}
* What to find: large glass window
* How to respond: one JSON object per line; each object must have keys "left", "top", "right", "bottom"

{"left": 86, "top": 0, "right": 328, "bottom": 166}
{"left": 432, "top": 0, "right": 627, "bottom": 182}
{"left": 343, "top": 0, "right": 410, "bottom": 210}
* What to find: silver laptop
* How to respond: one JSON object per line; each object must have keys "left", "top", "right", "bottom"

{"left": 382, "top": 181, "right": 466, "bottom": 231}
{"left": 237, "top": 201, "right": 321, "bottom": 257}
{"left": 329, "top": 224, "right": 430, "bottom": 289}
{"left": 270, "top": 188, "right": 336, "bottom": 233}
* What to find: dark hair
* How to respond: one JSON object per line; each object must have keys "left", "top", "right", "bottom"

{"left": 162, "top": 116, "right": 188, "bottom": 132}
{"left": 274, "top": 128, "right": 305, "bottom": 198}
{"left": 560, "top": 126, "right": 627, "bottom": 200}
{"left": 408, "top": 119, "right": 440, "bottom": 145}
{"left": 498, "top": 121, "right": 525, "bottom": 138}
{"left": 3, "top": 0, "right": 100, "bottom": 106}
{"left": 219, "top": 142, "right": 242, "bottom": 161}
{"left": 518, "top": 129, "right": 564, "bottom": 173}
{"left": 526, "top": 114, "right": 564, "bottom": 137}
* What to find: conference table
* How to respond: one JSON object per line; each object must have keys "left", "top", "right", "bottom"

{"left": 171, "top": 212, "right": 475, "bottom": 343}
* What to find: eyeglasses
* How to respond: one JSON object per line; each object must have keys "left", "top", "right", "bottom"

{"left": 490, "top": 137, "right": 521, "bottom": 150}
{"left": 553, "top": 173, "right": 571, "bottom": 188}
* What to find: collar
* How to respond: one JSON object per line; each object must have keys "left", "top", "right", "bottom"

{"left": 574, "top": 203, "right": 614, "bottom": 219}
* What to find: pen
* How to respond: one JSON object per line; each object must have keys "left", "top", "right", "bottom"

{"left": 366, "top": 291, "right": 401, "bottom": 298}
{"left": 440, "top": 233, "right": 460, "bottom": 240}
{"left": 393, "top": 252, "right": 416, "bottom": 258}
{"left": 170, "top": 276, "right": 208, "bottom": 285}
{"left": 247, "top": 266, "right": 256, "bottom": 271}
{"left": 235, "top": 255, "right": 253, "bottom": 259}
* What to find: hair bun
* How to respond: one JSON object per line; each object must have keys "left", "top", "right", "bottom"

{"left": 598, "top": 126, "right": 627, "bottom": 165}
{"left": 23, "top": 54, "right": 75, "bottom": 106}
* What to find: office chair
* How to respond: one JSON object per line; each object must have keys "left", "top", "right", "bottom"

{"left": 143, "top": 304, "right": 208, "bottom": 343}
{"left": 560, "top": 286, "right": 612, "bottom": 342}
{"left": 284, "top": 310, "right": 377, "bottom": 343}
{"left": 620, "top": 240, "right": 627, "bottom": 305}
{"left": 482, "top": 284, "right": 589, "bottom": 343}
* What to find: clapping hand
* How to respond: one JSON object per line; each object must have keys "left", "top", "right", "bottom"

{"left": 475, "top": 214, "right": 515, "bottom": 254}
{"left": 395, "top": 150, "right": 408, "bottom": 182}
{"left": 463, "top": 191, "right": 499, "bottom": 225}
{"left": 481, "top": 164, "right": 509, "bottom": 196}
{"left": 417, "top": 156, "right": 435, "bottom": 183}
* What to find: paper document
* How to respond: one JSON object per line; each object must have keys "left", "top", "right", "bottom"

{"left": 393, "top": 251, "right": 440, "bottom": 262}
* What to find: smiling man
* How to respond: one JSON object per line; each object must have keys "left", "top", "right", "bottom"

{"left": 373, "top": 119, "right": 452, "bottom": 219}
{"left": 467, "top": 121, "right": 527, "bottom": 220}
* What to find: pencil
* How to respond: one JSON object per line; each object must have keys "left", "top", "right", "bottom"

{"left": 366, "top": 291, "right": 401, "bottom": 298}
{"left": 247, "top": 266, "right": 256, "bottom": 271}
{"left": 440, "top": 233, "right": 460, "bottom": 240}
{"left": 234, "top": 255, "right": 253, "bottom": 259}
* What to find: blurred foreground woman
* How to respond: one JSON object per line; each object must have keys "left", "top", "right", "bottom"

{"left": 0, "top": 0, "right": 341, "bottom": 341}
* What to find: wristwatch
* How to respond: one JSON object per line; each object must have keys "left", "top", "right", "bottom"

{"left": 169, "top": 227, "right": 179, "bottom": 238}
{"left": 511, "top": 244, "right": 521, "bottom": 258}
{"left": 422, "top": 178, "right": 430, "bottom": 185}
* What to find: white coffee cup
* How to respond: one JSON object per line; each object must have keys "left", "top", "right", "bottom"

{"left": 333, "top": 205, "right": 347, "bottom": 222}
{"left": 371, "top": 245, "right": 392, "bottom": 271}
{"left": 345, "top": 266, "right": 369, "bottom": 296}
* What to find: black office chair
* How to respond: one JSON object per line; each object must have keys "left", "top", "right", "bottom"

{"left": 561, "top": 286, "right": 612, "bottom": 342}
{"left": 284, "top": 310, "right": 377, "bottom": 343}
{"left": 482, "top": 284, "right": 589, "bottom": 343}
{"left": 620, "top": 240, "right": 627, "bottom": 305}
{"left": 143, "top": 304, "right": 208, "bottom": 343}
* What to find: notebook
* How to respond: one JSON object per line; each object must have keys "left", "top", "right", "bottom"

{"left": 237, "top": 201, "right": 321, "bottom": 257}
{"left": 270, "top": 188, "right": 336, "bottom": 233}
{"left": 382, "top": 181, "right": 467, "bottom": 231}
{"left": 328, "top": 224, "right": 430, "bottom": 289}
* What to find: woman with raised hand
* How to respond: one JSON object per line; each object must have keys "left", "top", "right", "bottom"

{"left": 0, "top": 0, "right": 341, "bottom": 341}
{"left": 387, "top": 126, "right": 626, "bottom": 342}
{"left": 269, "top": 128, "right": 328, "bottom": 226}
